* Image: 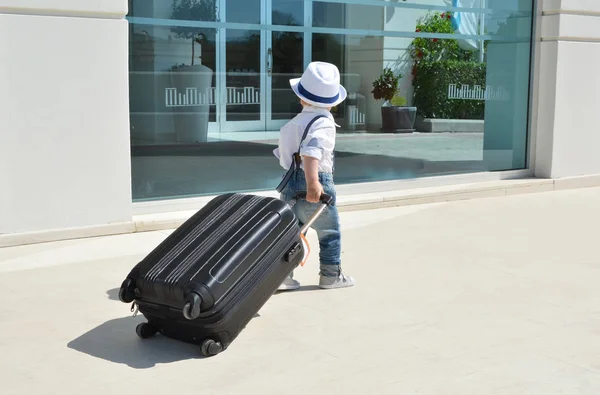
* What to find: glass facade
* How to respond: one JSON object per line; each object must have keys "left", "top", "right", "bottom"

{"left": 128, "top": 0, "right": 535, "bottom": 201}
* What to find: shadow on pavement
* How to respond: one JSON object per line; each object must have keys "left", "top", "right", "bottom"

{"left": 295, "top": 285, "right": 323, "bottom": 292}
{"left": 95, "top": 290, "right": 261, "bottom": 366}
{"left": 275, "top": 285, "right": 322, "bottom": 294}
{"left": 106, "top": 288, "right": 120, "bottom": 301}
{"left": 67, "top": 316, "right": 204, "bottom": 369}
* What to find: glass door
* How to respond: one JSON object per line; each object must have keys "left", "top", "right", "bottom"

{"left": 266, "top": 0, "right": 306, "bottom": 131}
{"left": 217, "top": 0, "right": 266, "bottom": 133}
{"left": 220, "top": 28, "right": 264, "bottom": 132}
{"left": 216, "top": 0, "right": 309, "bottom": 134}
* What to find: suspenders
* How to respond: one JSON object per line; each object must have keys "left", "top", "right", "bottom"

{"left": 276, "top": 115, "right": 327, "bottom": 193}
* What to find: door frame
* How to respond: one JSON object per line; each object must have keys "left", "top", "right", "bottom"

{"left": 265, "top": 0, "right": 313, "bottom": 131}
{"left": 213, "top": 0, "right": 267, "bottom": 134}
{"left": 210, "top": 0, "right": 312, "bottom": 135}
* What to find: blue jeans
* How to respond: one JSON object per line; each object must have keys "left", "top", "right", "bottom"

{"left": 280, "top": 169, "right": 341, "bottom": 277}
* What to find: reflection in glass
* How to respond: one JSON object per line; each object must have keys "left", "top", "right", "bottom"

{"left": 129, "top": 23, "right": 217, "bottom": 146}
{"left": 313, "top": 2, "right": 345, "bottom": 28}
{"left": 271, "top": 31, "right": 303, "bottom": 120}
{"left": 128, "top": 1, "right": 535, "bottom": 201}
{"left": 129, "top": 0, "right": 217, "bottom": 20}
{"left": 172, "top": 0, "right": 217, "bottom": 22}
{"left": 226, "top": 30, "right": 261, "bottom": 122}
{"left": 227, "top": 0, "right": 260, "bottom": 24}
{"left": 272, "top": 0, "right": 303, "bottom": 26}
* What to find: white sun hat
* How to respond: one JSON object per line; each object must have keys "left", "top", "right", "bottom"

{"left": 289, "top": 61, "right": 347, "bottom": 108}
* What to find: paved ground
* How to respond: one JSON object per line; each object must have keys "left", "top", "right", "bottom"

{"left": 2, "top": 187, "right": 600, "bottom": 394}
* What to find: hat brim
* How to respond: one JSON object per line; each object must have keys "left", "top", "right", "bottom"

{"left": 289, "top": 78, "right": 347, "bottom": 108}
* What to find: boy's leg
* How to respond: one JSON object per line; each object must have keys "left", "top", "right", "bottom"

{"left": 294, "top": 179, "right": 354, "bottom": 289}
{"left": 277, "top": 171, "right": 354, "bottom": 290}
{"left": 278, "top": 270, "right": 301, "bottom": 291}
{"left": 309, "top": 202, "right": 341, "bottom": 276}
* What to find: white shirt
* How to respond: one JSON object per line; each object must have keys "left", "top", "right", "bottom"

{"left": 273, "top": 107, "right": 338, "bottom": 174}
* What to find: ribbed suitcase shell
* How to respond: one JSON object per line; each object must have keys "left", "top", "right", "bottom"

{"left": 120, "top": 193, "right": 303, "bottom": 354}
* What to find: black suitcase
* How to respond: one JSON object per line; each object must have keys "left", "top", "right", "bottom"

{"left": 118, "top": 192, "right": 331, "bottom": 357}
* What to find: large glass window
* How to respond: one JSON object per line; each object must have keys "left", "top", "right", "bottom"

{"left": 128, "top": 0, "right": 535, "bottom": 201}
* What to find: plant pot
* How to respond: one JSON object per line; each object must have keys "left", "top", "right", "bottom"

{"left": 381, "top": 106, "right": 417, "bottom": 133}
{"left": 169, "top": 64, "right": 213, "bottom": 143}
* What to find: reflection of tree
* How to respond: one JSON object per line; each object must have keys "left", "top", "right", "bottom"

{"left": 171, "top": 0, "right": 217, "bottom": 66}
{"left": 272, "top": 10, "right": 300, "bottom": 26}
{"left": 313, "top": 34, "right": 343, "bottom": 68}
{"left": 227, "top": 32, "right": 260, "bottom": 72}
{"left": 273, "top": 31, "right": 303, "bottom": 74}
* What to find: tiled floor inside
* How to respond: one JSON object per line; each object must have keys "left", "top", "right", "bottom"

{"left": 132, "top": 132, "right": 487, "bottom": 200}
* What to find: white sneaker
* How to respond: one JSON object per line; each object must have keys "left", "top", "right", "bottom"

{"left": 319, "top": 273, "right": 355, "bottom": 289}
{"left": 278, "top": 275, "right": 300, "bottom": 291}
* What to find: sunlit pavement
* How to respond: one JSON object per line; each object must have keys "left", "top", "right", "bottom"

{"left": 2, "top": 187, "right": 600, "bottom": 394}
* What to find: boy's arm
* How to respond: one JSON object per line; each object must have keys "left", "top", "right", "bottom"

{"left": 302, "top": 155, "right": 324, "bottom": 203}
{"left": 299, "top": 121, "right": 335, "bottom": 203}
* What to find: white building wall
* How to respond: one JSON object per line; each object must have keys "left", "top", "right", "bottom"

{"left": 0, "top": 0, "right": 132, "bottom": 233}
{"left": 534, "top": 0, "right": 600, "bottom": 178}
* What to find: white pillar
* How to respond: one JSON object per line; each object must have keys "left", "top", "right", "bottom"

{"left": 0, "top": 0, "right": 132, "bottom": 234}
{"left": 533, "top": 0, "right": 600, "bottom": 178}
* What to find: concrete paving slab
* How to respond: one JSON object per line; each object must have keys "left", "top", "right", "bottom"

{"left": 2, "top": 188, "right": 600, "bottom": 394}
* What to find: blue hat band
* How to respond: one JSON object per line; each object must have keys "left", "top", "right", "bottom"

{"left": 298, "top": 83, "right": 339, "bottom": 104}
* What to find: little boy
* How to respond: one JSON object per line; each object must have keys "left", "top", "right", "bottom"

{"left": 273, "top": 61, "right": 355, "bottom": 290}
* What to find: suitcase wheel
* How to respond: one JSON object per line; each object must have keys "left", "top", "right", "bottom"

{"left": 201, "top": 339, "right": 223, "bottom": 357}
{"left": 182, "top": 292, "right": 202, "bottom": 320}
{"left": 119, "top": 278, "right": 136, "bottom": 304}
{"left": 135, "top": 322, "right": 158, "bottom": 339}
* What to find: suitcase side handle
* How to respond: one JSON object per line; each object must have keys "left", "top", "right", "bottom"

{"left": 292, "top": 192, "right": 334, "bottom": 206}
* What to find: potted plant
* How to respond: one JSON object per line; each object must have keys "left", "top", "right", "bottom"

{"left": 168, "top": 0, "right": 217, "bottom": 143}
{"left": 372, "top": 68, "right": 417, "bottom": 133}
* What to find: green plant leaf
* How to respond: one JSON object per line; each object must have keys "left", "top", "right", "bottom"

{"left": 412, "top": 60, "right": 486, "bottom": 119}
{"left": 372, "top": 67, "right": 403, "bottom": 102}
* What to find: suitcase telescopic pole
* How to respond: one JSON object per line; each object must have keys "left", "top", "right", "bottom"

{"left": 292, "top": 192, "right": 334, "bottom": 236}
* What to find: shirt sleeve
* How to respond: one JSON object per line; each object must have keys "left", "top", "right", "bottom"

{"left": 299, "top": 118, "right": 336, "bottom": 161}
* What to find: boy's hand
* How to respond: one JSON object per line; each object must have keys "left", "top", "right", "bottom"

{"left": 307, "top": 182, "right": 324, "bottom": 203}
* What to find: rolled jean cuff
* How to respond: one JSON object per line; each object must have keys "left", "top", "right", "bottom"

{"left": 319, "top": 263, "right": 341, "bottom": 277}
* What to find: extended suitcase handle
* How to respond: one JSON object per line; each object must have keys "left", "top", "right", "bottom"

{"left": 292, "top": 192, "right": 334, "bottom": 206}
{"left": 292, "top": 192, "right": 334, "bottom": 235}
